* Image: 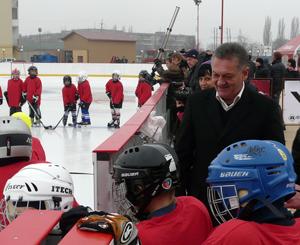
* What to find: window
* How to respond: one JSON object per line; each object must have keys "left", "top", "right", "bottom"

{"left": 77, "top": 56, "right": 83, "bottom": 63}
{"left": 12, "top": 8, "right": 18, "bottom": 20}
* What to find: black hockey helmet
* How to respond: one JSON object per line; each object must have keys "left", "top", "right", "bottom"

{"left": 63, "top": 75, "right": 72, "bottom": 86}
{"left": 113, "top": 143, "right": 180, "bottom": 218}
{"left": 27, "top": 66, "right": 38, "bottom": 77}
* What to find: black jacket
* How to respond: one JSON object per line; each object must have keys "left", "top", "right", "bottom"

{"left": 187, "top": 61, "right": 202, "bottom": 93}
{"left": 270, "top": 60, "right": 286, "bottom": 95}
{"left": 255, "top": 65, "right": 270, "bottom": 79}
{"left": 175, "top": 86, "right": 285, "bottom": 205}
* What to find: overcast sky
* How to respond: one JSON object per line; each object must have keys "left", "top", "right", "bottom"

{"left": 19, "top": 0, "right": 300, "bottom": 48}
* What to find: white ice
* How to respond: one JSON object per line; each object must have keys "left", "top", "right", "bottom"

{"left": 0, "top": 75, "right": 149, "bottom": 209}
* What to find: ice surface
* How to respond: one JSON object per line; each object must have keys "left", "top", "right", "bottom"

{"left": 0, "top": 75, "right": 143, "bottom": 208}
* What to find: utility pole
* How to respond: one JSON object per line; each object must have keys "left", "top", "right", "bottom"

{"left": 193, "top": 0, "right": 202, "bottom": 50}
{"left": 220, "top": 0, "right": 224, "bottom": 44}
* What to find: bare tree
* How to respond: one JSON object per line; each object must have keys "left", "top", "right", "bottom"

{"left": 277, "top": 18, "right": 285, "bottom": 40}
{"left": 272, "top": 18, "right": 287, "bottom": 50}
{"left": 290, "top": 17, "right": 299, "bottom": 39}
{"left": 237, "top": 29, "right": 248, "bottom": 48}
{"left": 263, "top": 16, "right": 272, "bottom": 45}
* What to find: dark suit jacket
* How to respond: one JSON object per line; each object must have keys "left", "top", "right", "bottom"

{"left": 175, "top": 86, "right": 285, "bottom": 204}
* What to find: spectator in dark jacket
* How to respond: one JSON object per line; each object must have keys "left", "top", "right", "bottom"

{"left": 184, "top": 49, "right": 203, "bottom": 92}
{"left": 285, "top": 58, "right": 299, "bottom": 78}
{"left": 270, "top": 51, "right": 286, "bottom": 104}
{"left": 255, "top": 57, "right": 270, "bottom": 78}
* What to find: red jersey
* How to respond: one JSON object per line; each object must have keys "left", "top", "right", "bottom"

{"left": 137, "top": 196, "right": 213, "bottom": 245}
{"left": 203, "top": 218, "right": 300, "bottom": 245}
{"left": 105, "top": 79, "right": 124, "bottom": 104}
{"left": 0, "top": 86, "right": 2, "bottom": 99}
{"left": 31, "top": 137, "right": 46, "bottom": 161}
{"left": 23, "top": 76, "right": 42, "bottom": 105}
{"left": 7, "top": 78, "right": 23, "bottom": 107}
{"left": 62, "top": 84, "right": 78, "bottom": 106}
{"left": 135, "top": 80, "right": 152, "bottom": 106}
{"left": 77, "top": 80, "right": 92, "bottom": 104}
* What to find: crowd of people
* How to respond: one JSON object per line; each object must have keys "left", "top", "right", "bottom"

{"left": 1, "top": 42, "right": 300, "bottom": 244}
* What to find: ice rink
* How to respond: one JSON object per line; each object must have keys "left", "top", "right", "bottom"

{"left": 0, "top": 72, "right": 154, "bottom": 208}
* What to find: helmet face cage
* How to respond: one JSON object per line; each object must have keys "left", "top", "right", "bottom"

{"left": 11, "top": 69, "right": 20, "bottom": 79}
{"left": 77, "top": 71, "right": 87, "bottom": 83}
{"left": 207, "top": 184, "right": 240, "bottom": 224}
{"left": 63, "top": 75, "right": 72, "bottom": 86}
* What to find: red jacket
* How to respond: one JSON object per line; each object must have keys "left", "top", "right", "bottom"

{"left": 137, "top": 196, "right": 212, "bottom": 245}
{"left": 77, "top": 80, "right": 92, "bottom": 104}
{"left": 62, "top": 84, "right": 78, "bottom": 106}
{"left": 7, "top": 78, "right": 23, "bottom": 107}
{"left": 105, "top": 79, "right": 124, "bottom": 104}
{"left": 31, "top": 137, "right": 46, "bottom": 161}
{"left": 203, "top": 218, "right": 300, "bottom": 245}
{"left": 23, "top": 76, "right": 42, "bottom": 105}
{"left": 135, "top": 80, "right": 152, "bottom": 106}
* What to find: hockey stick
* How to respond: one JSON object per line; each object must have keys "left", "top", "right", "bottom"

{"left": 50, "top": 108, "right": 71, "bottom": 130}
{"left": 27, "top": 100, "right": 52, "bottom": 129}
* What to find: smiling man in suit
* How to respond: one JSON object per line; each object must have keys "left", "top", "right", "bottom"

{"left": 175, "top": 42, "right": 285, "bottom": 210}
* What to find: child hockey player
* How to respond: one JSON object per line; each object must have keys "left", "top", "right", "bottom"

{"left": 62, "top": 75, "right": 79, "bottom": 127}
{"left": 77, "top": 71, "right": 92, "bottom": 125}
{"left": 135, "top": 70, "right": 152, "bottom": 107}
{"left": 23, "top": 66, "right": 42, "bottom": 126}
{"left": 4, "top": 68, "right": 24, "bottom": 115}
{"left": 105, "top": 70, "right": 124, "bottom": 128}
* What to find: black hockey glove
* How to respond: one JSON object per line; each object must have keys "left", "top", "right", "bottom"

{"left": 59, "top": 205, "right": 92, "bottom": 236}
{"left": 106, "top": 92, "right": 112, "bottom": 98}
{"left": 0, "top": 98, "right": 2, "bottom": 105}
{"left": 32, "top": 95, "right": 39, "bottom": 104}
{"left": 75, "top": 93, "right": 80, "bottom": 101}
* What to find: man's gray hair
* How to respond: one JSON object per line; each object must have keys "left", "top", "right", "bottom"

{"left": 213, "top": 42, "right": 248, "bottom": 68}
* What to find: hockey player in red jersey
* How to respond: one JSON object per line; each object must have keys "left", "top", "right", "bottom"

{"left": 23, "top": 66, "right": 42, "bottom": 126}
{"left": 105, "top": 70, "right": 124, "bottom": 128}
{"left": 77, "top": 71, "right": 92, "bottom": 125}
{"left": 113, "top": 143, "right": 213, "bottom": 245}
{"left": 135, "top": 70, "right": 152, "bottom": 107}
{"left": 62, "top": 75, "right": 79, "bottom": 127}
{"left": 203, "top": 140, "right": 300, "bottom": 245}
{"left": 4, "top": 68, "right": 24, "bottom": 115}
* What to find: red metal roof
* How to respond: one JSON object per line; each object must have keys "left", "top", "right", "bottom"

{"left": 276, "top": 35, "right": 300, "bottom": 56}
{"left": 62, "top": 29, "right": 136, "bottom": 42}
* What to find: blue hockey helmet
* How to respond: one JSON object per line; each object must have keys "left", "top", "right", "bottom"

{"left": 207, "top": 140, "right": 296, "bottom": 224}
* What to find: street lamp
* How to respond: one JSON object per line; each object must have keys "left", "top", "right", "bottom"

{"left": 220, "top": 0, "right": 224, "bottom": 44}
{"left": 38, "top": 27, "right": 42, "bottom": 52}
{"left": 193, "top": 0, "right": 202, "bottom": 50}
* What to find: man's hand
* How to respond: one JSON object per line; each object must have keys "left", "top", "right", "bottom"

{"left": 284, "top": 184, "right": 300, "bottom": 209}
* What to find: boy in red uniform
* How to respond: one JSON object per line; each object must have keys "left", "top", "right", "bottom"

{"left": 203, "top": 140, "right": 300, "bottom": 245}
{"left": 105, "top": 70, "right": 124, "bottom": 128}
{"left": 77, "top": 71, "right": 92, "bottom": 125}
{"left": 4, "top": 68, "right": 24, "bottom": 115}
{"left": 135, "top": 70, "right": 152, "bottom": 107}
{"left": 62, "top": 75, "right": 79, "bottom": 127}
{"left": 113, "top": 143, "right": 213, "bottom": 245}
{"left": 23, "top": 66, "right": 42, "bottom": 126}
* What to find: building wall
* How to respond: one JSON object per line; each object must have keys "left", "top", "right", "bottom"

{"left": 63, "top": 33, "right": 136, "bottom": 63}
{"left": 88, "top": 40, "right": 136, "bottom": 63}
{"left": 0, "top": 0, "right": 13, "bottom": 58}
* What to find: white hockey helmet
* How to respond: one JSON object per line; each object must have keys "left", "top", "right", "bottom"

{"left": 77, "top": 71, "right": 88, "bottom": 83}
{"left": 0, "top": 116, "right": 32, "bottom": 164}
{"left": 3, "top": 163, "right": 74, "bottom": 223}
{"left": 112, "top": 70, "right": 121, "bottom": 81}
